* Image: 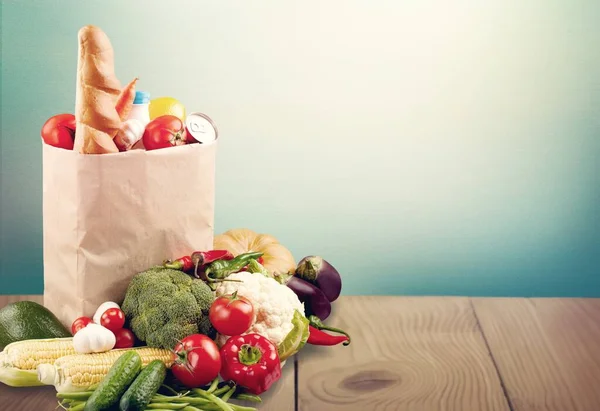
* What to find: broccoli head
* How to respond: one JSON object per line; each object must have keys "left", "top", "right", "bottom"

{"left": 122, "top": 267, "right": 215, "bottom": 348}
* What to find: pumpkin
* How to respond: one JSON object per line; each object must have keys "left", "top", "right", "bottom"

{"left": 213, "top": 228, "right": 297, "bottom": 276}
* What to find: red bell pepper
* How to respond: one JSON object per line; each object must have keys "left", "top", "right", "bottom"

{"left": 219, "top": 334, "right": 282, "bottom": 395}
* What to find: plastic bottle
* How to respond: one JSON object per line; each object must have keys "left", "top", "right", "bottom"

{"left": 127, "top": 91, "right": 151, "bottom": 126}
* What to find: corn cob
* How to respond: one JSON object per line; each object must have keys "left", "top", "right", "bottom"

{"left": 0, "top": 338, "right": 75, "bottom": 387}
{"left": 37, "top": 347, "right": 174, "bottom": 393}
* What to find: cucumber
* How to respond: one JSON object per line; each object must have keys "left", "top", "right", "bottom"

{"left": 0, "top": 301, "right": 71, "bottom": 349}
{"left": 84, "top": 351, "right": 142, "bottom": 411}
{"left": 119, "top": 360, "right": 167, "bottom": 411}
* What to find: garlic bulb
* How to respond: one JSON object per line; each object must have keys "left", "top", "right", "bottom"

{"left": 73, "top": 324, "right": 116, "bottom": 354}
{"left": 114, "top": 119, "right": 145, "bottom": 151}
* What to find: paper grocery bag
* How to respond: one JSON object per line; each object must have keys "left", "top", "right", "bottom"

{"left": 42, "top": 143, "right": 216, "bottom": 327}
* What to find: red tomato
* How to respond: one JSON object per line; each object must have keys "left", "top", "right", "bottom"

{"left": 100, "top": 308, "right": 125, "bottom": 332}
{"left": 71, "top": 316, "right": 92, "bottom": 335}
{"left": 142, "top": 115, "right": 188, "bottom": 151}
{"left": 41, "top": 114, "right": 76, "bottom": 150}
{"left": 113, "top": 328, "right": 135, "bottom": 349}
{"left": 209, "top": 292, "right": 254, "bottom": 336}
{"left": 172, "top": 334, "right": 221, "bottom": 388}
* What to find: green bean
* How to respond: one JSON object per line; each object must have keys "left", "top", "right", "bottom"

{"left": 233, "top": 393, "right": 262, "bottom": 403}
{"left": 211, "top": 386, "right": 231, "bottom": 397}
{"left": 64, "top": 400, "right": 83, "bottom": 406}
{"left": 161, "top": 384, "right": 182, "bottom": 396}
{"left": 206, "top": 378, "right": 219, "bottom": 394}
{"left": 56, "top": 391, "right": 94, "bottom": 400}
{"left": 193, "top": 390, "right": 234, "bottom": 411}
{"left": 69, "top": 403, "right": 86, "bottom": 411}
{"left": 221, "top": 387, "right": 235, "bottom": 403}
{"left": 147, "top": 403, "right": 190, "bottom": 409}
{"left": 152, "top": 396, "right": 211, "bottom": 405}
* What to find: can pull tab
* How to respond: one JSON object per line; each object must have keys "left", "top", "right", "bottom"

{"left": 185, "top": 112, "right": 218, "bottom": 144}
{"left": 190, "top": 121, "right": 206, "bottom": 134}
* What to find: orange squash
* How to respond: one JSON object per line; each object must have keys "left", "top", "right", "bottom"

{"left": 213, "top": 228, "right": 296, "bottom": 276}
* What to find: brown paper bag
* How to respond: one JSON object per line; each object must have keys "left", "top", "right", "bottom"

{"left": 42, "top": 143, "right": 216, "bottom": 327}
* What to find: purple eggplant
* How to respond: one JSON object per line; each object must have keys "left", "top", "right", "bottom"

{"left": 295, "top": 256, "right": 342, "bottom": 302}
{"left": 287, "top": 276, "right": 331, "bottom": 321}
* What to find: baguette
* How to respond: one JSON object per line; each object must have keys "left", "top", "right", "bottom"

{"left": 73, "top": 25, "right": 121, "bottom": 154}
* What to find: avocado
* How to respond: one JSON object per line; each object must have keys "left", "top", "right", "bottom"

{"left": 0, "top": 301, "right": 72, "bottom": 349}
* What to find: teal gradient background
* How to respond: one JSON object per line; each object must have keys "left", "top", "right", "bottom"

{"left": 1, "top": 1, "right": 599, "bottom": 296}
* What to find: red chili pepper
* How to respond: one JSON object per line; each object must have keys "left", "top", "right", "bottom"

{"left": 163, "top": 255, "right": 194, "bottom": 272}
{"left": 164, "top": 250, "right": 234, "bottom": 274}
{"left": 308, "top": 326, "right": 349, "bottom": 346}
{"left": 306, "top": 315, "right": 351, "bottom": 346}
{"left": 192, "top": 250, "right": 234, "bottom": 279}
{"left": 192, "top": 250, "right": 234, "bottom": 266}
{"left": 220, "top": 334, "right": 282, "bottom": 395}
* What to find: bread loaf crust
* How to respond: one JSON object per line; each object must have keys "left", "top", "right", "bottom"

{"left": 74, "top": 25, "right": 121, "bottom": 154}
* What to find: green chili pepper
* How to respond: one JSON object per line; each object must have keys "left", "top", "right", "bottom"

{"left": 204, "top": 252, "right": 263, "bottom": 281}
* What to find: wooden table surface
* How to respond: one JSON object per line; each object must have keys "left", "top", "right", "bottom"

{"left": 2, "top": 295, "right": 600, "bottom": 411}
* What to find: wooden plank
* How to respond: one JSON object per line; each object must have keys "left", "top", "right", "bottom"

{"left": 0, "top": 295, "right": 43, "bottom": 306}
{"left": 0, "top": 295, "right": 294, "bottom": 410}
{"left": 297, "top": 296, "right": 509, "bottom": 411}
{"left": 1, "top": 385, "right": 59, "bottom": 410}
{"left": 472, "top": 298, "right": 600, "bottom": 411}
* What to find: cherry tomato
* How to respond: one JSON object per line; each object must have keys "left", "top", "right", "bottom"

{"left": 71, "top": 316, "right": 92, "bottom": 335}
{"left": 142, "top": 115, "right": 187, "bottom": 151}
{"left": 209, "top": 292, "right": 254, "bottom": 336}
{"left": 100, "top": 308, "right": 125, "bottom": 332}
{"left": 113, "top": 328, "right": 135, "bottom": 349}
{"left": 41, "top": 114, "right": 76, "bottom": 150}
{"left": 172, "top": 334, "right": 221, "bottom": 388}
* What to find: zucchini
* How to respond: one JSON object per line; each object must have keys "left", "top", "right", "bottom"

{"left": 0, "top": 301, "right": 71, "bottom": 349}
{"left": 84, "top": 351, "right": 142, "bottom": 411}
{"left": 119, "top": 360, "right": 166, "bottom": 411}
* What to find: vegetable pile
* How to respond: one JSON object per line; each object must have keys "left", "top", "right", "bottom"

{"left": 71, "top": 301, "right": 137, "bottom": 354}
{"left": 0, "top": 227, "right": 351, "bottom": 408}
{"left": 55, "top": 349, "right": 263, "bottom": 411}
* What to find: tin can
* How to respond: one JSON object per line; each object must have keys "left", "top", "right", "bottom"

{"left": 185, "top": 112, "right": 218, "bottom": 144}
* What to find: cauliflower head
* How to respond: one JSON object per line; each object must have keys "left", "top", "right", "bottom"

{"left": 215, "top": 271, "right": 304, "bottom": 346}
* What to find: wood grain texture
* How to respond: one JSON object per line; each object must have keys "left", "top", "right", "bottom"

{"left": 0, "top": 385, "right": 59, "bottom": 410}
{"left": 473, "top": 298, "right": 600, "bottom": 411}
{"left": 0, "top": 295, "right": 294, "bottom": 411}
{"left": 0, "top": 295, "right": 44, "bottom": 306}
{"left": 297, "top": 296, "right": 509, "bottom": 411}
